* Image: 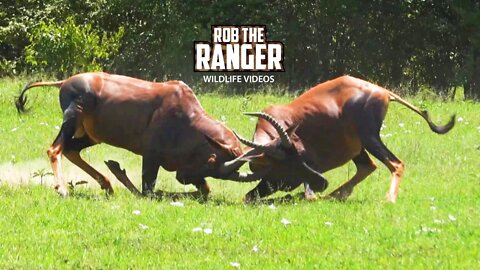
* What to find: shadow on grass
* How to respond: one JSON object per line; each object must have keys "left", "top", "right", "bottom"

{"left": 251, "top": 192, "right": 369, "bottom": 206}
{"left": 68, "top": 190, "right": 109, "bottom": 201}
{"left": 67, "top": 187, "right": 368, "bottom": 206}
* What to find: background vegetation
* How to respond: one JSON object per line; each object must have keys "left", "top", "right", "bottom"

{"left": 1, "top": 0, "right": 480, "bottom": 99}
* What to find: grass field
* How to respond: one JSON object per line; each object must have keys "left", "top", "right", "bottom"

{"left": 0, "top": 77, "right": 479, "bottom": 269}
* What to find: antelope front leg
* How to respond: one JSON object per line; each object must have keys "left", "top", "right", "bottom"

{"left": 104, "top": 160, "right": 142, "bottom": 197}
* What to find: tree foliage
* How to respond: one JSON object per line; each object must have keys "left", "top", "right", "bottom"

{"left": 1, "top": 0, "right": 479, "bottom": 99}
{"left": 24, "top": 17, "right": 123, "bottom": 77}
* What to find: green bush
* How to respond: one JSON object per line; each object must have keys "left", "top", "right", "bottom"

{"left": 0, "top": 58, "right": 17, "bottom": 76}
{"left": 24, "top": 17, "right": 124, "bottom": 77}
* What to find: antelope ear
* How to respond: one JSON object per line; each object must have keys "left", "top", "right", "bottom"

{"left": 290, "top": 134, "right": 306, "bottom": 154}
{"left": 207, "top": 154, "right": 217, "bottom": 168}
{"left": 286, "top": 124, "right": 299, "bottom": 136}
{"left": 194, "top": 117, "right": 240, "bottom": 152}
{"left": 202, "top": 131, "right": 229, "bottom": 148}
{"left": 204, "top": 135, "right": 222, "bottom": 148}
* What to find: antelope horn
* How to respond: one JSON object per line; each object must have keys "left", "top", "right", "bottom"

{"left": 233, "top": 130, "right": 270, "bottom": 151}
{"left": 218, "top": 148, "right": 261, "bottom": 174}
{"left": 233, "top": 130, "right": 286, "bottom": 160}
{"left": 302, "top": 161, "right": 328, "bottom": 185}
{"left": 302, "top": 162, "right": 324, "bottom": 178}
{"left": 243, "top": 112, "right": 293, "bottom": 148}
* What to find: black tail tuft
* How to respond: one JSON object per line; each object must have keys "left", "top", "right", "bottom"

{"left": 15, "top": 94, "right": 28, "bottom": 113}
{"left": 15, "top": 82, "right": 33, "bottom": 113}
{"left": 425, "top": 112, "right": 456, "bottom": 134}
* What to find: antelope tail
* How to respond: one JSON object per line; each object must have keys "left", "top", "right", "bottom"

{"left": 15, "top": 80, "right": 65, "bottom": 113}
{"left": 388, "top": 91, "right": 455, "bottom": 134}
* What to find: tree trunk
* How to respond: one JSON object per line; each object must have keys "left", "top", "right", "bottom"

{"left": 465, "top": 48, "right": 480, "bottom": 101}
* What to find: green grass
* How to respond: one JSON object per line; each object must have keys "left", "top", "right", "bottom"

{"left": 0, "top": 77, "right": 479, "bottom": 269}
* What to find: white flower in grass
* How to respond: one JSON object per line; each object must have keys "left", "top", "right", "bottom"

{"left": 230, "top": 262, "right": 240, "bottom": 268}
{"left": 268, "top": 204, "right": 276, "bottom": 210}
{"left": 139, "top": 223, "right": 149, "bottom": 230}
{"left": 457, "top": 117, "right": 464, "bottom": 122}
{"left": 381, "top": 124, "right": 387, "bottom": 130}
{"left": 10, "top": 127, "right": 18, "bottom": 132}
{"left": 415, "top": 226, "right": 441, "bottom": 235}
{"left": 252, "top": 245, "right": 259, "bottom": 252}
{"left": 398, "top": 123, "right": 405, "bottom": 128}
{"left": 170, "top": 201, "right": 184, "bottom": 207}
{"left": 192, "top": 227, "right": 212, "bottom": 234}
{"left": 111, "top": 204, "right": 120, "bottom": 210}
{"left": 324, "top": 221, "right": 333, "bottom": 227}
{"left": 55, "top": 125, "right": 60, "bottom": 130}
{"left": 433, "top": 219, "right": 445, "bottom": 224}
{"left": 281, "top": 218, "right": 292, "bottom": 226}
{"left": 430, "top": 206, "right": 437, "bottom": 211}
{"left": 132, "top": 210, "right": 141, "bottom": 215}
{"left": 448, "top": 214, "right": 457, "bottom": 221}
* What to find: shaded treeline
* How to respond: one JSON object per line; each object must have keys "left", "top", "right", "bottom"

{"left": 1, "top": 0, "right": 479, "bottom": 99}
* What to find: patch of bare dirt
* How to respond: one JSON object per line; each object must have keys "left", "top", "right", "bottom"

{"left": 0, "top": 159, "right": 142, "bottom": 189}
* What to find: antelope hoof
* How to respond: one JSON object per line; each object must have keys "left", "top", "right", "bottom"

{"left": 195, "top": 191, "right": 209, "bottom": 202}
{"left": 304, "top": 192, "right": 318, "bottom": 201}
{"left": 55, "top": 185, "right": 69, "bottom": 197}
{"left": 104, "top": 185, "right": 114, "bottom": 196}
{"left": 328, "top": 188, "right": 352, "bottom": 201}
{"left": 243, "top": 194, "right": 260, "bottom": 204}
{"left": 385, "top": 192, "right": 397, "bottom": 203}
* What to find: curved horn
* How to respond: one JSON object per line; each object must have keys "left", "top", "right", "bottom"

{"left": 218, "top": 148, "right": 261, "bottom": 174}
{"left": 244, "top": 112, "right": 293, "bottom": 149}
{"left": 302, "top": 162, "right": 327, "bottom": 181}
{"left": 301, "top": 161, "right": 329, "bottom": 192}
{"left": 233, "top": 131, "right": 270, "bottom": 152}
{"left": 233, "top": 130, "right": 286, "bottom": 160}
